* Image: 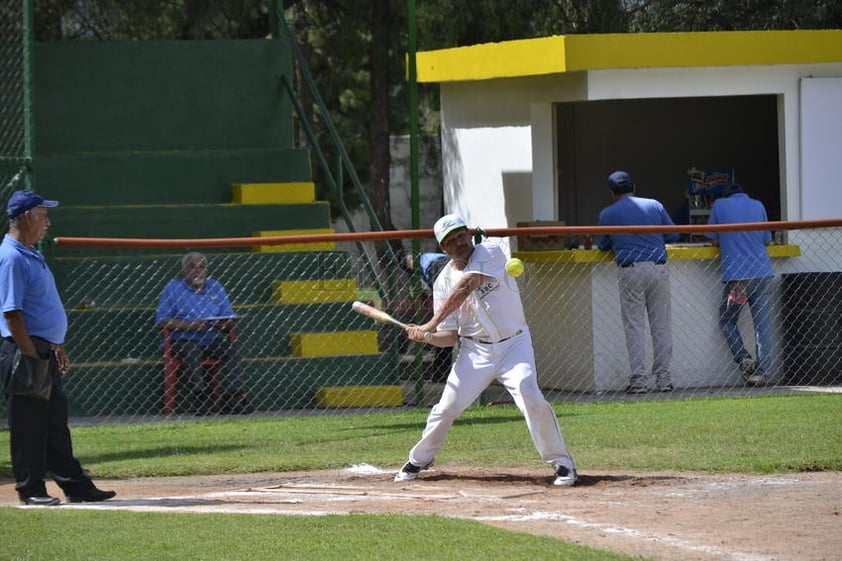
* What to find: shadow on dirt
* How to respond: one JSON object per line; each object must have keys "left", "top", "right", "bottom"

{"left": 420, "top": 470, "right": 686, "bottom": 488}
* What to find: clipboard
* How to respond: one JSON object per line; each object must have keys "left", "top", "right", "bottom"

{"left": 202, "top": 314, "right": 245, "bottom": 321}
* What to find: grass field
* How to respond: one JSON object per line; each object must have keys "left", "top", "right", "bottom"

{"left": 0, "top": 393, "right": 840, "bottom": 560}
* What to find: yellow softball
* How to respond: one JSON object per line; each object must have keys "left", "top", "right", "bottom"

{"left": 505, "top": 257, "right": 524, "bottom": 277}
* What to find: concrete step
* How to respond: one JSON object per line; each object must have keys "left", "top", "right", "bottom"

{"left": 36, "top": 148, "right": 312, "bottom": 205}
{"left": 65, "top": 302, "right": 379, "bottom": 363}
{"left": 271, "top": 278, "right": 358, "bottom": 304}
{"left": 251, "top": 228, "right": 336, "bottom": 253}
{"left": 233, "top": 182, "right": 315, "bottom": 204}
{"left": 315, "top": 385, "right": 404, "bottom": 408}
{"left": 49, "top": 202, "right": 331, "bottom": 244}
{"left": 290, "top": 330, "right": 380, "bottom": 358}
{"left": 54, "top": 251, "right": 356, "bottom": 309}
{"left": 43, "top": 353, "right": 400, "bottom": 416}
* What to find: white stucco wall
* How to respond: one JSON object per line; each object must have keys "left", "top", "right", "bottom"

{"left": 800, "top": 77, "right": 842, "bottom": 220}
{"left": 440, "top": 124, "right": 533, "bottom": 229}
{"left": 439, "top": 74, "right": 584, "bottom": 226}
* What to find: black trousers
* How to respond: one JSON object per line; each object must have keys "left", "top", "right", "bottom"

{"left": 169, "top": 338, "right": 246, "bottom": 398}
{"left": 2, "top": 339, "right": 93, "bottom": 498}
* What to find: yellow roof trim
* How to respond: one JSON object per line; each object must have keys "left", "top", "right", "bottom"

{"left": 416, "top": 29, "right": 842, "bottom": 83}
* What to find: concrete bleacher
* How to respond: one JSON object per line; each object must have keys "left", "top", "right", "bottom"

{"left": 35, "top": 148, "right": 313, "bottom": 206}
{"left": 54, "top": 247, "right": 400, "bottom": 415}
{"left": 52, "top": 244, "right": 400, "bottom": 415}
{"left": 64, "top": 300, "right": 375, "bottom": 364}
{"left": 5, "top": 38, "right": 402, "bottom": 417}
{"left": 61, "top": 354, "right": 399, "bottom": 416}
{"left": 48, "top": 202, "right": 331, "bottom": 248}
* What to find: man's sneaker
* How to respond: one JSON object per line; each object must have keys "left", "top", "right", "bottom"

{"left": 394, "top": 461, "right": 431, "bottom": 482}
{"left": 739, "top": 357, "right": 756, "bottom": 377}
{"left": 553, "top": 465, "right": 578, "bottom": 487}
{"left": 656, "top": 384, "right": 674, "bottom": 392}
{"left": 745, "top": 373, "right": 767, "bottom": 387}
{"left": 626, "top": 385, "right": 648, "bottom": 394}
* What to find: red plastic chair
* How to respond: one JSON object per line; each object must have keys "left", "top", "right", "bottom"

{"left": 162, "top": 327, "right": 237, "bottom": 415}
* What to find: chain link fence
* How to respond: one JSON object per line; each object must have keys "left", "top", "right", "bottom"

{"left": 2, "top": 3, "right": 840, "bottom": 424}
{"left": 0, "top": 222, "right": 830, "bottom": 422}
{"left": 0, "top": 0, "right": 30, "bottom": 227}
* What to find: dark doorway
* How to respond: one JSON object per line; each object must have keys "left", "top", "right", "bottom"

{"left": 556, "top": 95, "right": 780, "bottom": 226}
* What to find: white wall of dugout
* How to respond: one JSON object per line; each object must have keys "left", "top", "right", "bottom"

{"left": 800, "top": 77, "right": 842, "bottom": 221}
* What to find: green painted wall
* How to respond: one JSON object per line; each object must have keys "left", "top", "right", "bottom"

{"left": 30, "top": 38, "right": 310, "bottom": 206}
{"left": 0, "top": 39, "right": 383, "bottom": 417}
{"left": 34, "top": 39, "right": 293, "bottom": 154}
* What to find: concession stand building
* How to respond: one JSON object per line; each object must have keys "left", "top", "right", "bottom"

{"left": 415, "top": 30, "right": 842, "bottom": 391}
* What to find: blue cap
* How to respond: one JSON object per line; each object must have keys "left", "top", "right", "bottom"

{"left": 607, "top": 171, "right": 635, "bottom": 193}
{"left": 7, "top": 190, "right": 59, "bottom": 220}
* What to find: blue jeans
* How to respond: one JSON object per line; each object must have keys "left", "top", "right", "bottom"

{"left": 719, "top": 277, "right": 773, "bottom": 374}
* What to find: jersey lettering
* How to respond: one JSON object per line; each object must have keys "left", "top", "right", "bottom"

{"left": 475, "top": 277, "right": 499, "bottom": 300}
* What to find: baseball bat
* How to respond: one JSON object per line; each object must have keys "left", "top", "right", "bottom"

{"left": 351, "top": 300, "right": 408, "bottom": 329}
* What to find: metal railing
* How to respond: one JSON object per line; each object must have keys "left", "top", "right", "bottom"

{"left": 273, "top": 8, "right": 397, "bottom": 302}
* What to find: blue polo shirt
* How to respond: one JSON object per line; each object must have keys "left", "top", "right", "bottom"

{"left": 706, "top": 193, "right": 773, "bottom": 282}
{"left": 155, "top": 277, "right": 235, "bottom": 345}
{"left": 419, "top": 252, "right": 449, "bottom": 287}
{"left": 0, "top": 234, "right": 68, "bottom": 344}
{"left": 597, "top": 196, "right": 679, "bottom": 266}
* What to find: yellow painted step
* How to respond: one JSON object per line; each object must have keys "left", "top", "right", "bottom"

{"left": 316, "top": 385, "right": 404, "bottom": 408}
{"left": 252, "top": 228, "right": 336, "bottom": 253}
{"left": 290, "top": 330, "right": 379, "bottom": 357}
{"left": 271, "top": 279, "right": 358, "bottom": 304}
{"left": 232, "top": 182, "right": 315, "bottom": 204}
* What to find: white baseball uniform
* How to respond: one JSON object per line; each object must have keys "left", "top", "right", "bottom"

{"left": 406, "top": 242, "right": 576, "bottom": 471}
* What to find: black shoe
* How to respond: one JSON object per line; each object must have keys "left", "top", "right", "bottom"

{"left": 626, "top": 385, "right": 649, "bottom": 394}
{"left": 20, "top": 494, "right": 61, "bottom": 506}
{"left": 656, "top": 384, "right": 674, "bottom": 392}
{"left": 394, "top": 460, "right": 433, "bottom": 482}
{"left": 66, "top": 487, "right": 117, "bottom": 503}
{"left": 553, "top": 465, "right": 578, "bottom": 487}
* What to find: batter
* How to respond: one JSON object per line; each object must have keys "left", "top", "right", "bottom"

{"left": 395, "top": 214, "right": 577, "bottom": 486}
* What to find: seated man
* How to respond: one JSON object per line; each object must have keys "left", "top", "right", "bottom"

{"left": 156, "top": 252, "right": 253, "bottom": 414}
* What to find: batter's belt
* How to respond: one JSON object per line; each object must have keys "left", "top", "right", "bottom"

{"left": 461, "top": 329, "right": 523, "bottom": 345}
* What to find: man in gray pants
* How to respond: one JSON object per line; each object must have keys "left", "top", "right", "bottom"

{"left": 597, "top": 171, "right": 680, "bottom": 393}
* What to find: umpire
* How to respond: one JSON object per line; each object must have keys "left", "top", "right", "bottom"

{"left": 0, "top": 190, "right": 116, "bottom": 506}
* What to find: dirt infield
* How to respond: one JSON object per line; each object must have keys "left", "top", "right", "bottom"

{"left": 2, "top": 466, "right": 840, "bottom": 561}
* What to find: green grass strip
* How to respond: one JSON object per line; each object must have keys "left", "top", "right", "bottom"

{"left": 0, "top": 509, "right": 635, "bottom": 561}
{"left": 2, "top": 393, "right": 833, "bottom": 478}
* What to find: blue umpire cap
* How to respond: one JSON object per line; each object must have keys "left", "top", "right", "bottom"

{"left": 7, "top": 190, "right": 60, "bottom": 220}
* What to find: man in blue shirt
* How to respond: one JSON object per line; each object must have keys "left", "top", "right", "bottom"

{"left": 394, "top": 247, "right": 453, "bottom": 382}
{"left": 597, "top": 171, "right": 679, "bottom": 393}
{"left": 0, "top": 190, "right": 116, "bottom": 505}
{"left": 156, "top": 252, "right": 253, "bottom": 414}
{"left": 706, "top": 183, "right": 774, "bottom": 387}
